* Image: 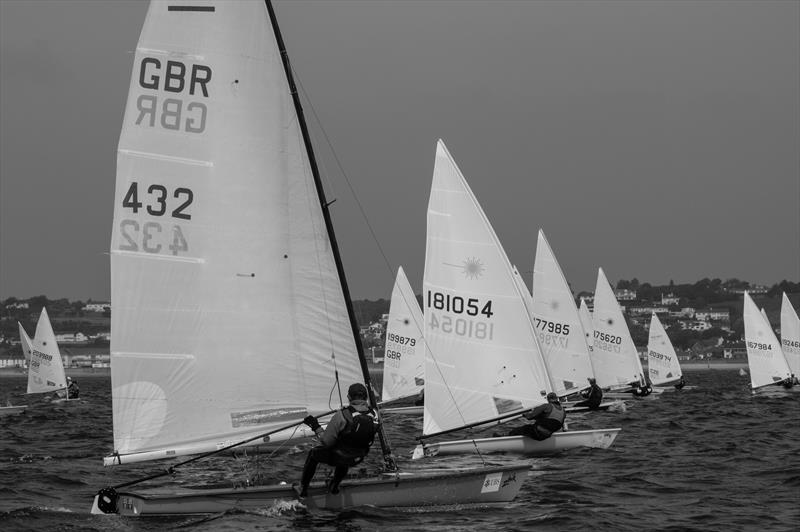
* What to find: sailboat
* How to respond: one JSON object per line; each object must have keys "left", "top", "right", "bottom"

{"left": 530, "top": 230, "right": 596, "bottom": 397}
{"left": 25, "top": 308, "right": 73, "bottom": 402}
{"left": 1, "top": 324, "right": 34, "bottom": 416}
{"left": 590, "top": 268, "right": 650, "bottom": 397}
{"left": 412, "top": 141, "right": 619, "bottom": 460}
{"left": 780, "top": 293, "right": 800, "bottom": 381}
{"left": 517, "top": 235, "right": 620, "bottom": 412}
{"left": 646, "top": 313, "right": 692, "bottom": 391}
{"left": 379, "top": 266, "right": 425, "bottom": 414}
{"left": 742, "top": 292, "right": 794, "bottom": 395}
{"left": 90, "top": 0, "right": 528, "bottom": 516}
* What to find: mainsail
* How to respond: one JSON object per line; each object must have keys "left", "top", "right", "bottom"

{"left": 647, "top": 312, "right": 682, "bottom": 386}
{"left": 381, "top": 266, "right": 425, "bottom": 402}
{"left": 108, "top": 0, "right": 363, "bottom": 464}
{"left": 591, "top": 268, "right": 644, "bottom": 389}
{"left": 579, "top": 298, "right": 594, "bottom": 355}
{"left": 422, "top": 140, "right": 550, "bottom": 436}
{"left": 743, "top": 291, "right": 790, "bottom": 389}
{"left": 780, "top": 293, "right": 800, "bottom": 378}
{"left": 26, "top": 308, "right": 68, "bottom": 395}
{"left": 531, "top": 229, "right": 595, "bottom": 395}
{"left": 18, "top": 322, "right": 33, "bottom": 364}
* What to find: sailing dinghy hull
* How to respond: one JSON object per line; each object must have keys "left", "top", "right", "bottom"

{"left": 0, "top": 405, "right": 27, "bottom": 417}
{"left": 90, "top": 464, "right": 529, "bottom": 515}
{"left": 381, "top": 405, "right": 424, "bottom": 415}
{"left": 563, "top": 400, "right": 623, "bottom": 413}
{"left": 412, "top": 428, "right": 621, "bottom": 459}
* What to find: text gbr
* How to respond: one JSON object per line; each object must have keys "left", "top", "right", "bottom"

{"left": 135, "top": 58, "right": 211, "bottom": 133}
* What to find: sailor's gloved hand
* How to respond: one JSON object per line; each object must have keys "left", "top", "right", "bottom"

{"left": 303, "top": 415, "right": 321, "bottom": 431}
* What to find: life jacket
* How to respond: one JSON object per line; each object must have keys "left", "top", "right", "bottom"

{"left": 585, "top": 385, "right": 602, "bottom": 406}
{"left": 536, "top": 403, "right": 565, "bottom": 433}
{"left": 337, "top": 405, "right": 377, "bottom": 454}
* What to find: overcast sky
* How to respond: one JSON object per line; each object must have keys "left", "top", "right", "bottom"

{"left": 1, "top": 0, "right": 798, "bottom": 302}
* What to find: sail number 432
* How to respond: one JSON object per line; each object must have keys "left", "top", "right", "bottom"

{"left": 426, "top": 291, "right": 494, "bottom": 318}
{"left": 122, "top": 182, "right": 193, "bottom": 219}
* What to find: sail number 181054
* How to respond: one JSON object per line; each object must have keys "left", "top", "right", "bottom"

{"left": 426, "top": 291, "right": 494, "bottom": 318}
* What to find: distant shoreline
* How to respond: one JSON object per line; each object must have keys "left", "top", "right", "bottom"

{"left": 0, "top": 362, "right": 747, "bottom": 379}
{"left": 0, "top": 367, "right": 110, "bottom": 378}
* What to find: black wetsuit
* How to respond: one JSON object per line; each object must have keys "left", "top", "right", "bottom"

{"left": 574, "top": 383, "right": 603, "bottom": 409}
{"left": 509, "top": 402, "right": 565, "bottom": 441}
{"left": 300, "top": 400, "right": 377, "bottom": 494}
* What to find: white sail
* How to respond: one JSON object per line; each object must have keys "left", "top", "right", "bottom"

{"left": 27, "top": 308, "right": 67, "bottom": 395}
{"left": 422, "top": 140, "right": 549, "bottom": 436}
{"left": 743, "top": 292, "right": 790, "bottom": 389}
{"left": 780, "top": 293, "right": 800, "bottom": 377}
{"left": 382, "top": 266, "right": 425, "bottom": 402}
{"left": 760, "top": 307, "right": 770, "bottom": 325}
{"left": 579, "top": 298, "right": 594, "bottom": 355}
{"left": 647, "top": 313, "right": 682, "bottom": 386}
{"left": 18, "top": 322, "right": 33, "bottom": 364}
{"left": 108, "top": 0, "right": 363, "bottom": 464}
{"left": 531, "top": 230, "right": 595, "bottom": 395}
{"left": 591, "top": 268, "right": 644, "bottom": 389}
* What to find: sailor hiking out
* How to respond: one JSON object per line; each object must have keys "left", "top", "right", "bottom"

{"left": 508, "top": 392, "right": 565, "bottom": 441}
{"left": 299, "top": 383, "right": 378, "bottom": 496}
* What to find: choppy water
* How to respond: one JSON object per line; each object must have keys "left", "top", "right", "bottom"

{"left": 1, "top": 370, "right": 798, "bottom": 531}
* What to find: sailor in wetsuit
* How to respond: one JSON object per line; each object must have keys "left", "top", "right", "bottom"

{"left": 574, "top": 377, "right": 603, "bottom": 409}
{"left": 508, "top": 392, "right": 565, "bottom": 441}
{"left": 298, "top": 383, "right": 378, "bottom": 497}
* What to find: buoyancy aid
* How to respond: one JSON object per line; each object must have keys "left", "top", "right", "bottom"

{"left": 337, "top": 405, "right": 377, "bottom": 454}
{"left": 536, "top": 403, "right": 565, "bottom": 433}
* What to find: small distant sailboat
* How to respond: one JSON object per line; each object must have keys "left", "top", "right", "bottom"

{"left": 530, "top": 230, "right": 596, "bottom": 397}
{"left": 780, "top": 293, "right": 800, "bottom": 381}
{"left": 743, "top": 292, "right": 794, "bottom": 395}
{"left": 591, "top": 268, "right": 646, "bottom": 394}
{"left": 413, "top": 141, "right": 619, "bottom": 460}
{"left": 647, "top": 313, "right": 693, "bottom": 392}
{"left": 379, "top": 266, "right": 425, "bottom": 414}
{"left": 26, "top": 308, "right": 73, "bottom": 403}
{"left": 1, "top": 324, "right": 34, "bottom": 416}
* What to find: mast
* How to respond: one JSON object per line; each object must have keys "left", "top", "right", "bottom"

{"left": 265, "top": 0, "right": 396, "bottom": 471}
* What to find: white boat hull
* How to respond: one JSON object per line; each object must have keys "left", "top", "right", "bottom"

{"left": 563, "top": 400, "right": 624, "bottom": 413}
{"left": 653, "top": 385, "right": 697, "bottom": 393}
{"left": 0, "top": 405, "right": 27, "bottom": 417}
{"left": 752, "top": 385, "right": 800, "bottom": 397}
{"left": 90, "top": 464, "right": 529, "bottom": 515}
{"left": 381, "top": 405, "right": 424, "bottom": 415}
{"left": 412, "top": 428, "right": 621, "bottom": 460}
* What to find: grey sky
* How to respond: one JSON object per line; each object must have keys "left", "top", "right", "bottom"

{"left": 1, "top": 0, "right": 798, "bottom": 302}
